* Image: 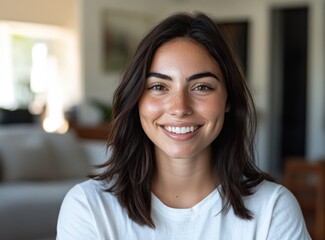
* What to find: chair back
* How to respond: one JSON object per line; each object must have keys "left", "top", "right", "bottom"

{"left": 283, "top": 158, "right": 325, "bottom": 240}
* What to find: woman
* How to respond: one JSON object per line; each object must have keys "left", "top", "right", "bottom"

{"left": 57, "top": 12, "right": 310, "bottom": 239}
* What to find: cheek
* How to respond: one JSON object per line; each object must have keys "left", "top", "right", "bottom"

{"left": 196, "top": 98, "right": 227, "bottom": 120}
{"left": 139, "top": 96, "right": 162, "bottom": 121}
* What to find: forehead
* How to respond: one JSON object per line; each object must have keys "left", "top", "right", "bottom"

{"left": 155, "top": 38, "right": 210, "bottom": 58}
{"left": 149, "top": 38, "right": 222, "bottom": 75}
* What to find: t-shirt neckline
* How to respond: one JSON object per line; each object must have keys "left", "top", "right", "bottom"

{"left": 151, "top": 186, "right": 221, "bottom": 219}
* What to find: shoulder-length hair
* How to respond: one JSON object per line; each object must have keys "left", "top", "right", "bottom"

{"left": 93, "top": 12, "right": 272, "bottom": 227}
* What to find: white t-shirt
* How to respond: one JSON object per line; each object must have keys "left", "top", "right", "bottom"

{"left": 56, "top": 179, "right": 311, "bottom": 240}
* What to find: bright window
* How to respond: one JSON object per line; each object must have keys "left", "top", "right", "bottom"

{"left": 0, "top": 21, "right": 80, "bottom": 133}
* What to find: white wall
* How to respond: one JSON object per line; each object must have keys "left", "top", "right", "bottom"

{"left": 0, "top": 0, "right": 82, "bottom": 107}
{"left": 79, "top": 0, "right": 325, "bottom": 172}
{"left": 306, "top": 0, "right": 325, "bottom": 160}
{"left": 0, "top": 0, "right": 77, "bottom": 28}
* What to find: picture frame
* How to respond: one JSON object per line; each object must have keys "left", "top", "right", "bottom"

{"left": 217, "top": 21, "right": 249, "bottom": 73}
{"left": 101, "top": 10, "right": 153, "bottom": 72}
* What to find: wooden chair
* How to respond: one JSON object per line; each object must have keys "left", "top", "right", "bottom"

{"left": 283, "top": 158, "right": 325, "bottom": 240}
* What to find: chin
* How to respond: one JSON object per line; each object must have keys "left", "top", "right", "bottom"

{"left": 163, "top": 150, "right": 198, "bottom": 160}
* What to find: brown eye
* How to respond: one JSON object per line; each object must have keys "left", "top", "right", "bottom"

{"left": 149, "top": 84, "right": 167, "bottom": 91}
{"left": 193, "top": 84, "right": 213, "bottom": 91}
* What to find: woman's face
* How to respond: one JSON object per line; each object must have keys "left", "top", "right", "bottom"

{"left": 138, "top": 38, "right": 229, "bottom": 160}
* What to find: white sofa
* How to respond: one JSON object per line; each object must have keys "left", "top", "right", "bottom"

{"left": 0, "top": 124, "right": 108, "bottom": 240}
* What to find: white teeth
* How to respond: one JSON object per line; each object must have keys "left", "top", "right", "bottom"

{"left": 164, "top": 126, "right": 198, "bottom": 134}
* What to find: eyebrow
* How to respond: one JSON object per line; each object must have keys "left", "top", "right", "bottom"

{"left": 146, "top": 72, "right": 172, "bottom": 80}
{"left": 188, "top": 72, "right": 220, "bottom": 81}
{"left": 146, "top": 71, "right": 220, "bottom": 81}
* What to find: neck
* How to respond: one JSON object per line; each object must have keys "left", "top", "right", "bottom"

{"left": 152, "top": 148, "right": 217, "bottom": 208}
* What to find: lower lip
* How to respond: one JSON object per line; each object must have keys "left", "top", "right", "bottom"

{"left": 161, "top": 127, "right": 200, "bottom": 140}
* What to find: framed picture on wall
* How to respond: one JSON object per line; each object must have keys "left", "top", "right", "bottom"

{"left": 217, "top": 21, "right": 249, "bottom": 74}
{"left": 101, "top": 10, "right": 153, "bottom": 72}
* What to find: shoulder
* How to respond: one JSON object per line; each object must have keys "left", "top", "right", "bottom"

{"left": 246, "top": 180, "right": 296, "bottom": 201}
{"left": 62, "top": 179, "right": 118, "bottom": 209}
{"left": 57, "top": 179, "right": 122, "bottom": 239}
{"left": 70, "top": 178, "right": 110, "bottom": 196}
{"left": 245, "top": 180, "right": 300, "bottom": 216}
{"left": 251, "top": 180, "right": 284, "bottom": 195}
{"left": 59, "top": 178, "right": 114, "bottom": 215}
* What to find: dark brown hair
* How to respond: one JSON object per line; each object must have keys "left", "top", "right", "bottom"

{"left": 93, "top": 12, "right": 273, "bottom": 227}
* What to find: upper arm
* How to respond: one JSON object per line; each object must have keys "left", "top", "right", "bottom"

{"left": 267, "top": 186, "right": 311, "bottom": 240}
{"left": 56, "top": 185, "right": 98, "bottom": 240}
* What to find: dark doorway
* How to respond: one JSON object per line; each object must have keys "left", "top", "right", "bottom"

{"left": 270, "top": 7, "right": 308, "bottom": 176}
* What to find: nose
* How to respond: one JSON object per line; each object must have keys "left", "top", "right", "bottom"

{"left": 167, "top": 90, "right": 193, "bottom": 118}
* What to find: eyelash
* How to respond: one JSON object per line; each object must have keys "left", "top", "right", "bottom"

{"left": 148, "top": 84, "right": 167, "bottom": 91}
{"left": 146, "top": 83, "right": 214, "bottom": 92}
{"left": 193, "top": 84, "right": 213, "bottom": 91}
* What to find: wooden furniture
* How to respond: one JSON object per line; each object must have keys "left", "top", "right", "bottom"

{"left": 283, "top": 158, "right": 325, "bottom": 240}
{"left": 70, "top": 123, "right": 109, "bottom": 140}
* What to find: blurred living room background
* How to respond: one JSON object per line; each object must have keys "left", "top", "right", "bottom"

{"left": 0, "top": 0, "right": 324, "bottom": 239}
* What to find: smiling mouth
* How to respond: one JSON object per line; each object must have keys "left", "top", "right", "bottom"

{"left": 163, "top": 126, "right": 200, "bottom": 134}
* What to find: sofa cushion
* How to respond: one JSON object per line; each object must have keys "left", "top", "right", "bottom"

{"left": 45, "top": 130, "right": 90, "bottom": 179}
{"left": 0, "top": 125, "right": 91, "bottom": 181}
{"left": 0, "top": 128, "right": 57, "bottom": 181}
{"left": 0, "top": 179, "right": 86, "bottom": 239}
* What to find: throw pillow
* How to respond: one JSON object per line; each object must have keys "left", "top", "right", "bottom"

{"left": 0, "top": 129, "right": 57, "bottom": 181}
{"left": 45, "top": 130, "right": 90, "bottom": 179}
